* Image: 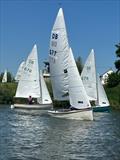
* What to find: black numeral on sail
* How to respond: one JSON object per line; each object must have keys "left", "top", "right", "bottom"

{"left": 52, "top": 33, "right": 58, "bottom": 39}
{"left": 49, "top": 50, "right": 57, "bottom": 56}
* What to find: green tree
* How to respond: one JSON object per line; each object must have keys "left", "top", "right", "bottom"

{"left": 114, "top": 43, "right": 120, "bottom": 73}
{"left": 107, "top": 43, "right": 120, "bottom": 87}
{"left": 76, "top": 56, "right": 83, "bottom": 74}
{"left": 107, "top": 72, "right": 120, "bottom": 87}
{"left": 0, "top": 71, "right": 14, "bottom": 82}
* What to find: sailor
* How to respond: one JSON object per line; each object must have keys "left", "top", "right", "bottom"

{"left": 28, "top": 95, "right": 33, "bottom": 104}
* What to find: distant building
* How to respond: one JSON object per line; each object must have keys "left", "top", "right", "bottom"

{"left": 100, "top": 69, "right": 114, "bottom": 84}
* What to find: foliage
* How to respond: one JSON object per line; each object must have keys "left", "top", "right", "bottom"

{"left": 0, "top": 72, "right": 15, "bottom": 82}
{"left": 107, "top": 43, "right": 120, "bottom": 87}
{"left": 107, "top": 72, "right": 120, "bottom": 87}
{"left": 0, "top": 83, "right": 17, "bottom": 104}
{"left": 115, "top": 43, "right": 120, "bottom": 73}
{"left": 105, "top": 84, "right": 120, "bottom": 109}
{"left": 115, "top": 43, "right": 120, "bottom": 57}
{"left": 114, "top": 60, "right": 120, "bottom": 73}
{"left": 76, "top": 56, "right": 83, "bottom": 74}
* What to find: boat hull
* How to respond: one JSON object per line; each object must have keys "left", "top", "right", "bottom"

{"left": 11, "top": 103, "right": 53, "bottom": 110}
{"left": 93, "top": 106, "right": 109, "bottom": 112}
{"left": 48, "top": 108, "right": 93, "bottom": 120}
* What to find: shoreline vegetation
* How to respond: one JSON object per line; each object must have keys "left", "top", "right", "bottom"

{"left": 0, "top": 81, "right": 120, "bottom": 110}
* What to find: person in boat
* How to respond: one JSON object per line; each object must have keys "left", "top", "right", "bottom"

{"left": 28, "top": 95, "right": 33, "bottom": 104}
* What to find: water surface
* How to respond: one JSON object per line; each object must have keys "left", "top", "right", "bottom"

{"left": 0, "top": 105, "right": 120, "bottom": 160}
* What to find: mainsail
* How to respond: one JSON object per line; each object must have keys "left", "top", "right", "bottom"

{"left": 49, "top": 8, "right": 69, "bottom": 101}
{"left": 15, "top": 44, "right": 40, "bottom": 98}
{"left": 81, "top": 49, "right": 97, "bottom": 101}
{"left": 68, "top": 48, "right": 91, "bottom": 109}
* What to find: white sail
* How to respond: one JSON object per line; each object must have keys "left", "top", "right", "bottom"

{"left": 15, "top": 44, "right": 41, "bottom": 98}
{"left": 15, "top": 61, "right": 25, "bottom": 81}
{"left": 97, "top": 75, "right": 110, "bottom": 107}
{"left": 81, "top": 49, "right": 97, "bottom": 101}
{"left": 68, "top": 48, "right": 91, "bottom": 109}
{"left": 49, "top": 8, "right": 69, "bottom": 101}
{"left": 37, "top": 71, "right": 52, "bottom": 104}
{"left": 2, "top": 70, "right": 7, "bottom": 83}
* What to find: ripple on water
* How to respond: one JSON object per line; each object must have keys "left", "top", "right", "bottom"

{"left": 0, "top": 105, "right": 120, "bottom": 160}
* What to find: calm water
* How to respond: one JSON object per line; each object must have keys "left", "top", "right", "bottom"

{"left": 0, "top": 105, "right": 120, "bottom": 160}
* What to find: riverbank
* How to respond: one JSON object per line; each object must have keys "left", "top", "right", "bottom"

{"left": 106, "top": 84, "right": 120, "bottom": 110}
{"left": 0, "top": 82, "right": 120, "bottom": 109}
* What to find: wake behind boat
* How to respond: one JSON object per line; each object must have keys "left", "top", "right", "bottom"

{"left": 12, "top": 44, "right": 52, "bottom": 110}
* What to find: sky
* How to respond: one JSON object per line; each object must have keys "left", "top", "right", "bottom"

{"left": 0, "top": 0, "right": 120, "bottom": 76}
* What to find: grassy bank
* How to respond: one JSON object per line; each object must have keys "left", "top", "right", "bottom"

{"left": 105, "top": 85, "right": 120, "bottom": 110}
{"left": 0, "top": 82, "right": 120, "bottom": 110}
{"left": 0, "top": 83, "right": 17, "bottom": 104}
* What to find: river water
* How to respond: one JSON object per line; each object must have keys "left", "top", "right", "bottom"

{"left": 0, "top": 105, "right": 120, "bottom": 160}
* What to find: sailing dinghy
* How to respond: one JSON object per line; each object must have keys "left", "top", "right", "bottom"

{"left": 81, "top": 49, "right": 110, "bottom": 112}
{"left": 49, "top": 48, "right": 93, "bottom": 120}
{"left": 93, "top": 74, "right": 110, "bottom": 112}
{"left": 48, "top": 8, "right": 93, "bottom": 120}
{"left": 11, "top": 44, "right": 52, "bottom": 109}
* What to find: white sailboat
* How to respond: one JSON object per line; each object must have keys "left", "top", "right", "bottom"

{"left": 15, "top": 61, "right": 25, "bottom": 82}
{"left": 94, "top": 74, "right": 110, "bottom": 111}
{"left": 48, "top": 8, "right": 93, "bottom": 120}
{"left": 81, "top": 49, "right": 110, "bottom": 112}
{"left": 81, "top": 49, "right": 97, "bottom": 101}
{"left": 49, "top": 48, "right": 93, "bottom": 120}
{"left": 49, "top": 8, "right": 69, "bottom": 101}
{"left": 11, "top": 44, "right": 52, "bottom": 109}
{"left": 2, "top": 70, "right": 7, "bottom": 83}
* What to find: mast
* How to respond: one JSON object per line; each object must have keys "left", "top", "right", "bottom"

{"left": 39, "top": 70, "right": 43, "bottom": 104}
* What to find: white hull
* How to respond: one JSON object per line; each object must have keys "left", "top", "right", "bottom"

{"left": 48, "top": 108, "right": 93, "bottom": 120}
{"left": 11, "top": 103, "right": 52, "bottom": 110}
